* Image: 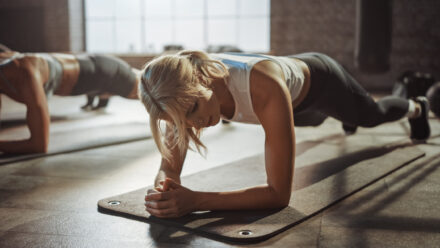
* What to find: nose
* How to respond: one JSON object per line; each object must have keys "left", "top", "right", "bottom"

{"left": 187, "top": 117, "right": 203, "bottom": 129}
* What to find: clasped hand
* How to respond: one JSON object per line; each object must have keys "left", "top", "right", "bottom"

{"left": 145, "top": 178, "right": 196, "bottom": 218}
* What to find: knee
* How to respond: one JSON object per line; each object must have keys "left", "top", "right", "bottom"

{"left": 356, "top": 112, "right": 384, "bottom": 128}
{"left": 308, "top": 117, "right": 327, "bottom": 126}
{"left": 358, "top": 120, "right": 380, "bottom": 128}
{"left": 294, "top": 115, "right": 327, "bottom": 127}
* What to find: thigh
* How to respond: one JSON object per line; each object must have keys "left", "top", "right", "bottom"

{"left": 311, "top": 54, "right": 376, "bottom": 125}
{"left": 294, "top": 110, "right": 328, "bottom": 127}
{"left": 93, "top": 55, "right": 137, "bottom": 96}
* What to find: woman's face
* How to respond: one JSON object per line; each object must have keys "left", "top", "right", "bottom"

{"left": 185, "top": 88, "right": 221, "bottom": 129}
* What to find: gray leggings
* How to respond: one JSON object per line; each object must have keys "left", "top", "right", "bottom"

{"left": 291, "top": 53, "right": 409, "bottom": 127}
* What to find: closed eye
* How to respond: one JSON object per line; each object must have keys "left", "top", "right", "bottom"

{"left": 188, "top": 100, "right": 198, "bottom": 114}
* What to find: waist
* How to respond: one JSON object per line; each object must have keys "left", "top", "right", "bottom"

{"left": 38, "top": 54, "right": 64, "bottom": 96}
{"left": 50, "top": 53, "right": 80, "bottom": 95}
{"left": 290, "top": 58, "right": 311, "bottom": 109}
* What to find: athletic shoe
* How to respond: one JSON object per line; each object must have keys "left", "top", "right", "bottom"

{"left": 93, "top": 98, "right": 110, "bottom": 110}
{"left": 342, "top": 123, "right": 358, "bottom": 135}
{"left": 409, "top": 96, "right": 431, "bottom": 141}
{"left": 81, "top": 95, "right": 95, "bottom": 110}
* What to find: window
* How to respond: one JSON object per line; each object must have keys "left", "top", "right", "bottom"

{"left": 85, "top": 0, "right": 270, "bottom": 53}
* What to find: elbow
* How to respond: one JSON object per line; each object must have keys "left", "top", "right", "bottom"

{"left": 275, "top": 195, "right": 290, "bottom": 208}
{"left": 268, "top": 187, "right": 291, "bottom": 208}
{"left": 30, "top": 144, "right": 48, "bottom": 154}
{"left": 29, "top": 138, "right": 48, "bottom": 153}
{"left": 35, "top": 145, "right": 48, "bottom": 154}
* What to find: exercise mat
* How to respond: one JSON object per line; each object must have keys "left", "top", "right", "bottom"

{"left": 0, "top": 122, "right": 150, "bottom": 165}
{"left": 98, "top": 143, "right": 424, "bottom": 243}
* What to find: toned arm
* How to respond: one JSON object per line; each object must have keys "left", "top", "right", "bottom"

{"left": 195, "top": 74, "right": 295, "bottom": 210}
{"left": 0, "top": 57, "right": 50, "bottom": 153}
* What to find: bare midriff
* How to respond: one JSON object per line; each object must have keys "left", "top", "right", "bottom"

{"left": 290, "top": 57, "right": 311, "bottom": 109}
{"left": 51, "top": 53, "right": 80, "bottom": 96}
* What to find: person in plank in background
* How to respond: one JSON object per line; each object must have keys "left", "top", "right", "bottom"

{"left": 139, "top": 50, "right": 430, "bottom": 217}
{"left": 0, "top": 51, "right": 141, "bottom": 154}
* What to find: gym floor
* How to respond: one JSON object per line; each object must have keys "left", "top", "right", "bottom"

{"left": 0, "top": 95, "right": 439, "bottom": 247}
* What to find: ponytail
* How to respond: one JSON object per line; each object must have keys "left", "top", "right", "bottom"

{"left": 178, "top": 50, "right": 228, "bottom": 87}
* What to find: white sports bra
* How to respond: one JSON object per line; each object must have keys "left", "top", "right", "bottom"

{"left": 210, "top": 53, "right": 305, "bottom": 124}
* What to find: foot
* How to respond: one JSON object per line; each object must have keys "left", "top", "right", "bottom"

{"left": 81, "top": 103, "right": 92, "bottom": 111}
{"left": 81, "top": 95, "right": 96, "bottom": 111}
{"left": 409, "top": 96, "right": 430, "bottom": 142}
{"left": 92, "top": 98, "right": 110, "bottom": 110}
{"left": 342, "top": 123, "right": 358, "bottom": 135}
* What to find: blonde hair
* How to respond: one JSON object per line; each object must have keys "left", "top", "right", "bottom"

{"left": 139, "top": 50, "right": 228, "bottom": 162}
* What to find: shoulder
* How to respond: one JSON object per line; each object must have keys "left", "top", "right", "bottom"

{"left": 19, "top": 56, "right": 48, "bottom": 105}
{"left": 1, "top": 54, "right": 48, "bottom": 103}
{"left": 250, "top": 59, "right": 291, "bottom": 116}
{"left": 10, "top": 54, "right": 48, "bottom": 78}
{"left": 51, "top": 53, "right": 77, "bottom": 64}
{"left": 250, "top": 59, "right": 295, "bottom": 138}
{"left": 17, "top": 54, "right": 48, "bottom": 84}
{"left": 0, "top": 51, "right": 19, "bottom": 60}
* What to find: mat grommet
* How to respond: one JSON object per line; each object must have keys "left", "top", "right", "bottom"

{"left": 108, "top": 200, "right": 121, "bottom": 206}
{"left": 238, "top": 230, "right": 253, "bottom": 236}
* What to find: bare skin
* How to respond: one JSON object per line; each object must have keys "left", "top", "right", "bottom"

{"left": 0, "top": 55, "right": 50, "bottom": 153}
{"left": 0, "top": 52, "right": 141, "bottom": 154}
{"left": 145, "top": 58, "right": 312, "bottom": 218}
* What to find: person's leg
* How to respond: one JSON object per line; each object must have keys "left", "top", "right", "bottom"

{"left": 303, "top": 53, "right": 409, "bottom": 126}
{"left": 94, "top": 95, "right": 110, "bottom": 110}
{"left": 294, "top": 53, "right": 430, "bottom": 140}
{"left": 92, "top": 55, "right": 137, "bottom": 97}
{"left": 81, "top": 94, "right": 96, "bottom": 110}
{"left": 293, "top": 110, "right": 328, "bottom": 127}
{"left": 72, "top": 54, "right": 136, "bottom": 97}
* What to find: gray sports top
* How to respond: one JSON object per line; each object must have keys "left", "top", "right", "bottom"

{"left": 37, "top": 54, "right": 63, "bottom": 97}
{"left": 0, "top": 53, "right": 63, "bottom": 97}
{"left": 210, "top": 53, "right": 305, "bottom": 124}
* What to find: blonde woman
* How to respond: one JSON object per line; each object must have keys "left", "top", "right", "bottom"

{"left": 0, "top": 51, "right": 141, "bottom": 154}
{"left": 140, "top": 51, "right": 430, "bottom": 218}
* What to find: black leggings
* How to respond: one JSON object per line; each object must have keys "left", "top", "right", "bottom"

{"left": 72, "top": 54, "right": 137, "bottom": 96}
{"left": 291, "top": 53, "right": 409, "bottom": 127}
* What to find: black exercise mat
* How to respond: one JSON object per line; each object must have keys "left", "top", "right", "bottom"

{"left": 0, "top": 122, "right": 150, "bottom": 165}
{"left": 98, "top": 143, "right": 424, "bottom": 243}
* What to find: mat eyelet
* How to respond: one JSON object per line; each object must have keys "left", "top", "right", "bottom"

{"left": 108, "top": 200, "right": 121, "bottom": 205}
{"left": 238, "top": 230, "right": 253, "bottom": 236}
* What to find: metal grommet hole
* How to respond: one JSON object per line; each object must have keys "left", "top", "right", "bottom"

{"left": 108, "top": 200, "right": 121, "bottom": 206}
{"left": 238, "top": 230, "right": 253, "bottom": 236}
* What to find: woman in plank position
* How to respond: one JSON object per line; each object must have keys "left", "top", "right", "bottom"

{"left": 140, "top": 51, "right": 430, "bottom": 218}
{"left": 0, "top": 51, "right": 141, "bottom": 154}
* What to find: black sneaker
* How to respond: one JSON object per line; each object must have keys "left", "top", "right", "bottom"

{"left": 409, "top": 96, "right": 430, "bottom": 142}
{"left": 81, "top": 94, "right": 95, "bottom": 111}
{"left": 342, "top": 123, "right": 358, "bottom": 135}
{"left": 93, "top": 98, "right": 110, "bottom": 110}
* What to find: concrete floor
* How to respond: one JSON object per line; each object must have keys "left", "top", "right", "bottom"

{"left": 0, "top": 95, "right": 439, "bottom": 247}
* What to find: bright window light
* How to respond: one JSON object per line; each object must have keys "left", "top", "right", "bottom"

{"left": 85, "top": 0, "right": 270, "bottom": 53}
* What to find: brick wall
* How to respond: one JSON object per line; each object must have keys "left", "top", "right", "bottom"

{"left": 2, "top": 0, "right": 439, "bottom": 91}
{"left": 68, "top": 0, "right": 85, "bottom": 52}
{"left": 0, "top": 0, "right": 84, "bottom": 52}
{"left": 271, "top": 0, "right": 440, "bottom": 91}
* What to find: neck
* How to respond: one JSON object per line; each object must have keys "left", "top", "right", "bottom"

{"left": 211, "top": 78, "right": 225, "bottom": 102}
{"left": 211, "top": 77, "right": 234, "bottom": 118}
